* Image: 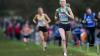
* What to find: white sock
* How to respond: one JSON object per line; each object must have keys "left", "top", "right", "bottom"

{"left": 64, "top": 52, "right": 67, "bottom": 56}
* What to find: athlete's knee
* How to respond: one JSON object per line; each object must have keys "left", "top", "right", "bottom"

{"left": 62, "top": 38, "right": 66, "bottom": 42}
{"left": 61, "top": 37, "right": 66, "bottom": 41}
{"left": 44, "top": 37, "right": 48, "bottom": 41}
{"left": 41, "top": 37, "right": 45, "bottom": 41}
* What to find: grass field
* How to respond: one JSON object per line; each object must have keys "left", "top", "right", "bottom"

{"left": 0, "top": 30, "right": 99, "bottom": 56}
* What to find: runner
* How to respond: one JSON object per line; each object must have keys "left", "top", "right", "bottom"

{"left": 33, "top": 7, "right": 51, "bottom": 51}
{"left": 55, "top": 0, "right": 74, "bottom": 56}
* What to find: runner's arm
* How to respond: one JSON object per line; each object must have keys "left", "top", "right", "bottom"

{"left": 55, "top": 11, "right": 60, "bottom": 24}
{"left": 45, "top": 14, "right": 51, "bottom": 23}
{"left": 33, "top": 15, "right": 37, "bottom": 24}
{"left": 55, "top": 11, "right": 58, "bottom": 20}
{"left": 65, "top": 7, "right": 74, "bottom": 20}
{"left": 55, "top": 9, "right": 59, "bottom": 21}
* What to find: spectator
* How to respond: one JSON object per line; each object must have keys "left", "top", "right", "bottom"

{"left": 95, "top": 11, "right": 100, "bottom": 45}
{"left": 71, "top": 17, "right": 82, "bottom": 46}
{"left": 80, "top": 28, "right": 87, "bottom": 46}
{"left": 21, "top": 23, "right": 32, "bottom": 43}
{"left": 6, "top": 22, "right": 14, "bottom": 40}
{"left": 52, "top": 23, "right": 61, "bottom": 46}
{"left": 83, "top": 7, "right": 96, "bottom": 47}
{"left": 15, "top": 23, "right": 21, "bottom": 40}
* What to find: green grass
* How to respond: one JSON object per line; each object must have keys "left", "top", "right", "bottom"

{"left": 0, "top": 30, "right": 99, "bottom": 56}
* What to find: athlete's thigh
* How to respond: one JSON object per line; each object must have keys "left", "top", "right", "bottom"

{"left": 66, "top": 30, "right": 72, "bottom": 37}
{"left": 65, "top": 30, "right": 72, "bottom": 41}
{"left": 39, "top": 31, "right": 44, "bottom": 40}
{"left": 43, "top": 32, "right": 48, "bottom": 41}
{"left": 59, "top": 28, "right": 66, "bottom": 40}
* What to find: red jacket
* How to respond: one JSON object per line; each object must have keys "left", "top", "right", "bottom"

{"left": 15, "top": 26, "right": 20, "bottom": 34}
{"left": 7, "top": 26, "right": 14, "bottom": 33}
